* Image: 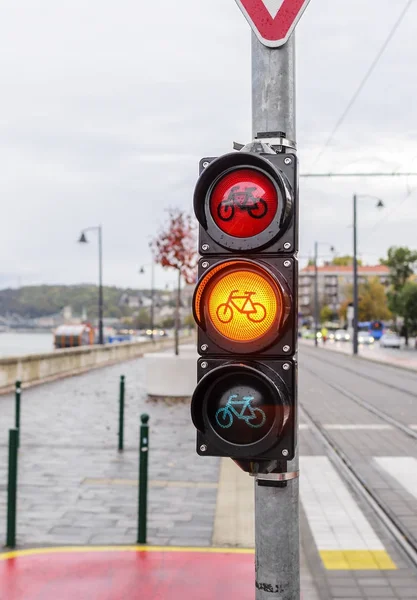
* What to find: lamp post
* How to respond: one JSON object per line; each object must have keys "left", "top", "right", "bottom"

{"left": 139, "top": 260, "right": 155, "bottom": 342}
{"left": 313, "top": 242, "right": 335, "bottom": 347}
{"left": 78, "top": 226, "right": 104, "bottom": 345}
{"left": 353, "top": 195, "right": 384, "bottom": 355}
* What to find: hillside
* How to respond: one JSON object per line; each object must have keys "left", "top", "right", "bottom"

{"left": 0, "top": 285, "right": 148, "bottom": 319}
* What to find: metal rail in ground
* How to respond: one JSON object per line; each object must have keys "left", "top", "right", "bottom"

{"left": 302, "top": 345, "right": 417, "bottom": 401}
{"left": 300, "top": 404, "right": 417, "bottom": 572}
{"left": 302, "top": 359, "right": 417, "bottom": 442}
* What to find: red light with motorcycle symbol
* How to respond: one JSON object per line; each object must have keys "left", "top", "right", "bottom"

{"left": 209, "top": 168, "right": 278, "bottom": 238}
{"left": 194, "top": 152, "right": 296, "bottom": 254}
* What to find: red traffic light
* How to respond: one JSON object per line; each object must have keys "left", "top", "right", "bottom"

{"left": 194, "top": 152, "right": 294, "bottom": 253}
{"left": 210, "top": 168, "right": 278, "bottom": 238}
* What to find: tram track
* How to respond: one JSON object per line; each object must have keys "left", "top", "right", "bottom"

{"left": 301, "top": 348, "right": 417, "bottom": 441}
{"left": 300, "top": 402, "right": 417, "bottom": 573}
{"left": 301, "top": 344, "right": 417, "bottom": 401}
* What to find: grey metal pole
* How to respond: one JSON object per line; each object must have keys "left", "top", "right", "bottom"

{"left": 353, "top": 195, "right": 359, "bottom": 355}
{"left": 98, "top": 225, "right": 104, "bottom": 345}
{"left": 252, "top": 32, "right": 299, "bottom": 600}
{"left": 252, "top": 34, "right": 296, "bottom": 139}
{"left": 314, "top": 241, "right": 319, "bottom": 348}
{"left": 150, "top": 259, "right": 155, "bottom": 342}
{"left": 174, "top": 269, "right": 181, "bottom": 356}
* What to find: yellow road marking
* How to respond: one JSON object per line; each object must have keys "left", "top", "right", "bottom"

{"left": 320, "top": 550, "right": 396, "bottom": 570}
{"left": 82, "top": 478, "right": 218, "bottom": 489}
{"left": 0, "top": 545, "right": 254, "bottom": 560}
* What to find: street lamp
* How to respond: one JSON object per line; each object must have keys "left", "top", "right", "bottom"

{"left": 313, "top": 242, "right": 335, "bottom": 347}
{"left": 78, "top": 225, "right": 103, "bottom": 345}
{"left": 139, "top": 260, "right": 155, "bottom": 342}
{"left": 352, "top": 194, "right": 384, "bottom": 355}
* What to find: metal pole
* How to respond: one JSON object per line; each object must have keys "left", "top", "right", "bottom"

{"left": 314, "top": 242, "right": 319, "bottom": 347}
{"left": 175, "top": 269, "right": 181, "bottom": 356}
{"left": 353, "top": 195, "right": 359, "bottom": 355}
{"left": 98, "top": 225, "right": 104, "bottom": 345}
{"left": 15, "top": 380, "right": 21, "bottom": 447}
{"left": 252, "top": 35, "right": 296, "bottom": 138}
{"left": 150, "top": 259, "right": 155, "bottom": 342}
{"left": 137, "top": 413, "right": 149, "bottom": 544}
{"left": 252, "top": 32, "right": 299, "bottom": 600}
{"left": 118, "top": 375, "right": 125, "bottom": 451}
{"left": 6, "top": 429, "right": 19, "bottom": 548}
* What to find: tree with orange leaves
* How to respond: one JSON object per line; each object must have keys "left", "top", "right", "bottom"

{"left": 151, "top": 208, "right": 197, "bottom": 355}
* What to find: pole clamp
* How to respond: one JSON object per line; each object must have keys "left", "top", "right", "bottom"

{"left": 256, "top": 137, "right": 297, "bottom": 151}
{"left": 255, "top": 471, "right": 299, "bottom": 482}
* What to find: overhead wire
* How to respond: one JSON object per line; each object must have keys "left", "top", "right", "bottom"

{"left": 306, "top": 0, "right": 415, "bottom": 173}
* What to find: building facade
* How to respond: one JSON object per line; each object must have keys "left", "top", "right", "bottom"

{"left": 299, "top": 264, "right": 390, "bottom": 317}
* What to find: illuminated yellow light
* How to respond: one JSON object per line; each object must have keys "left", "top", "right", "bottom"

{"left": 206, "top": 270, "right": 278, "bottom": 342}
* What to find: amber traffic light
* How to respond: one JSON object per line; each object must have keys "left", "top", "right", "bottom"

{"left": 191, "top": 149, "right": 298, "bottom": 472}
{"left": 193, "top": 258, "right": 293, "bottom": 355}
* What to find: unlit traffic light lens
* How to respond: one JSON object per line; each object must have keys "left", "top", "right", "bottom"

{"left": 206, "top": 371, "right": 277, "bottom": 445}
{"left": 210, "top": 169, "right": 278, "bottom": 238}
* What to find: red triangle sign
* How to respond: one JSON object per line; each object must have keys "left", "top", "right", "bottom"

{"left": 235, "top": 0, "right": 312, "bottom": 47}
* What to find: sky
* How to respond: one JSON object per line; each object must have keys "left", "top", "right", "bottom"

{"left": 1, "top": 0, "right": 417, "bottom": 290}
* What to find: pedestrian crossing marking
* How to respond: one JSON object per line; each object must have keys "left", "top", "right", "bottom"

{"left": 323, "top": 424, "right": 392, "bottom": 431}
{"left": 299, "top": 424, "right": 397, "bottom": 431}
{"left": 300, "top": 456, "right": 396, "bottom": 571}
{"left": 374, "top": 457, "right": 417, "bottom": 501}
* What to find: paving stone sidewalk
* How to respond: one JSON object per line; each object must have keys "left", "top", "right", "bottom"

{"left": 0, "top": 354, "right": 220, "bottom": 547}
{"left": 0, "top": 351, "right": 323, "bottom": 598}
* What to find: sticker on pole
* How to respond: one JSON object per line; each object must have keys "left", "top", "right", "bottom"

{"left": 235, "top": 0, "right": 312, "bottom": 48}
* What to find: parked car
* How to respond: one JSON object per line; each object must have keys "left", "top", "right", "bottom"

{"left": 380, "top": 332, "right": 401, "bottom": 349}
{"left": 358, "top": 332, "right": 375, "bottom": 345}
{"left": 334, "top": 329, "right": 350, "bottom": 342}
{"left": 301, "top": 329, "right": 322, "bottom": 340}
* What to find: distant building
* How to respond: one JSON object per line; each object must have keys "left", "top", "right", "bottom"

{"left": 299, "top": 264, "right": 390, "bottom": 317}
{"left": 118, "top": 293, "right": 143, "bottom": 309}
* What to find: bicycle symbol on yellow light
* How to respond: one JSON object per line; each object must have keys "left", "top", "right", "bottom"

{"left": 216, "top": 290, "right": 266, "bottom": 324}
{"left": 215, "top": 395, "right": 266, "bottom": 429}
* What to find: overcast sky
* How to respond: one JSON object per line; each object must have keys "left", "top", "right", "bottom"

{"left": 1, "top": 0, "right": 417, "bottom": 290}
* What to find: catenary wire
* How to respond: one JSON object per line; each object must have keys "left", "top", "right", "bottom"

{"left": 306, "top": 0, "right": 415, "bottom": 173}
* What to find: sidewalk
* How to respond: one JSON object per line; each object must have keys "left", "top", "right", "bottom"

{"left": 0, "top": 352, "right": 219, "bottom": 547}
{"left": 0, "top": 346, "right": 320, "bottom": 599}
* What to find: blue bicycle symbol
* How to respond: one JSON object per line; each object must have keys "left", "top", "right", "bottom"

{"left": 215, "top": 395, "right": 266, "bottom": 429}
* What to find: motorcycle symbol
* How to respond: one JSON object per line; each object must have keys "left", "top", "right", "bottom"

{"left": 217, "top": 186, "right": 268, "bottom": 222}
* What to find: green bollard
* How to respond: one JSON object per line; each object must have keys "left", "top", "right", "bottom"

{"left": 6, "top": 429, "right": 19, "bottom": 548}
{"left": 15, "top": 380, "right": 21, "bottom": 447}
{"left": 137, "top": 414, "right": 149, "bottom": 544}
{"left": 118, "top": 375, "right": 125, "bottom": 451}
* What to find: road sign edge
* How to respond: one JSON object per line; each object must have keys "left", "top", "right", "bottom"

{"left": 234, "top": 0, "right": 312, "bottom": 48}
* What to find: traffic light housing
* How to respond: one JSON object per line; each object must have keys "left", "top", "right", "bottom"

{"left": 194, "top": 152, "right": 296, "bottom": 255}
{"left": 191, "top": 150, "right": 298, "bottom": 474}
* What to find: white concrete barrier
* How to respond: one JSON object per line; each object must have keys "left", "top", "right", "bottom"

{"left": 144, "top": 345, "right": 198, "bottom": 398}
{"left": 0, "top": 336, "right": 194, "bottom": 394}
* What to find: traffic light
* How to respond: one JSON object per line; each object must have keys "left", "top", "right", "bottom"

{"left": 191, "top": 149, "right": 298, "bottom": 475}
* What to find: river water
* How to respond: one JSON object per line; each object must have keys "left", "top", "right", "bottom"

{"left": 0, "top": 332, "right": 54, "bottom": 358}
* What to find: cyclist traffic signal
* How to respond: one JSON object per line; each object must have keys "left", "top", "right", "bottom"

{"left": 191, "top": 148, "right": 298, "bottom": 474}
